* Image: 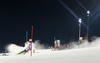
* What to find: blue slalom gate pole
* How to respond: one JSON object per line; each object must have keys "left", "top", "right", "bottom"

{"left": 26, "top": 31, "right": 28, "bottom": 42}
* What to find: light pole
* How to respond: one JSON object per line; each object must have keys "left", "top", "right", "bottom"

{"left": 78, "top": 18, "right": 82, "bottom": 44}
{"left": 87, "top": 10, "right": 90, "bottom": 42}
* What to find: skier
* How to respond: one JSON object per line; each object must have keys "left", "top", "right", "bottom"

{"left": 17, "top": 39, "right": 35, "bottom": 55}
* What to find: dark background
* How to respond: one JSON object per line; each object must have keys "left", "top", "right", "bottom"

{"left": 0, "top": 0, "right": 100, "bottom": 52}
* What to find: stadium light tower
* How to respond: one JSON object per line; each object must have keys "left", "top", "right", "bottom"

{"left": 87, "top": 10, "right": 90, "bottom": 42}
{"left": 78, "top": 18, "right": 82, "bottom": 44}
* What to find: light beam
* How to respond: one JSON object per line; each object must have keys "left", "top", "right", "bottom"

{"left": 76, "top": 0, "right": 93, "bottom": 17}
{"left": 58, "top": 0, "right": 87, "bottom": 28}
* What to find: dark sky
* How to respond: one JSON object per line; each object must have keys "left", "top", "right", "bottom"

{"left": 0, "top": 0, "right": 100, "bottom": 52}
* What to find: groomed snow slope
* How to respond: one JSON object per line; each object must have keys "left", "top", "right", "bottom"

{"left": 0, "top": 47, "right": 100, "bottom": 63}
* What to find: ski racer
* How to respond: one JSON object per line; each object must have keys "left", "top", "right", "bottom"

{"left": 17, "top": 39, "right": 35, "bottom": 55}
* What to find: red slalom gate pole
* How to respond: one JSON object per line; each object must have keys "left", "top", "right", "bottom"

{"left": 31, "top": 26, "right": 33, "bottom": 42}
{"left": 30, "top": 26, "right": 33, "bottom": 56}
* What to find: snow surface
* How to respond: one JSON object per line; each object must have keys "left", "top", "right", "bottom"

{"left": 1, "top": 37, "right": 100, "bottom": 63}
{"left": 0, "top": 47, "right": 100, "bottom": 63}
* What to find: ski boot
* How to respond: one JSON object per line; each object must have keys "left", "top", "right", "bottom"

{"left": 17, "top": 53, "right": 20, "bottom": 55}
{"left": 23, "top": 52, "right": 26, "bottom": 55}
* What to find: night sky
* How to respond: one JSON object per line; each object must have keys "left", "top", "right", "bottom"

{"left": 0, "top": 0, "right": 100, "bottom": 52}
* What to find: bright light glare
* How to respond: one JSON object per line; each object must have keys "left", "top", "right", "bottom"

{"left": 87, "top": 10, "right": 90, "bottom": 14}
{"left": 78, "top": 18, "right": 82, "bottom": 23}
